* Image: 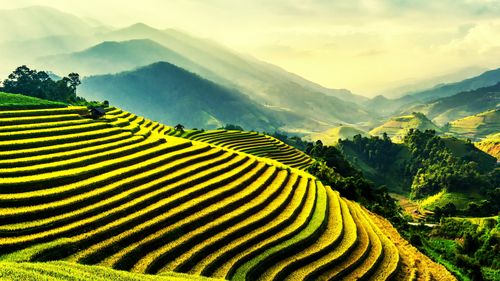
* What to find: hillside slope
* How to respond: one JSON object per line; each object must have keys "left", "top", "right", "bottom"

{"left": 0, "top": 104, "right": 454, "bottom": 281}
{"left": 79, "top": 62, "right": 287, "bottom": 132}
{"left": 446, "top": 109, "right": 500, "bottom": 141}
{"left": 0, "top": 92, "right": 66, "bottom": 110}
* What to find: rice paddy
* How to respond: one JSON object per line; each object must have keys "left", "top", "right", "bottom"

{"left": 0, "top": 105, "right": 446, "bottom": 280}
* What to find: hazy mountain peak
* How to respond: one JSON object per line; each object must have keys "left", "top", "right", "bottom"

{"left": 117, "top": 22, "right": 161, "bottom": 34}
{"left": 0, "top": 5, "right": 97, "bottom": 42}
{"left": 85, "top": 39, "right": 162, "bottom": 51}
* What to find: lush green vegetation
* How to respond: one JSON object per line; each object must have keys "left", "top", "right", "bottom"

{"left": 403, "top": 217, "right": 499, "bottom": 281}
{"left": 0, "top": 65, "right": 82, "bottom": 103}
{"left": 332, "top": 129, "right": 498, "bottom": 280}
{"left": 0, "top": 92, "right": 66, "bottom": 110}
{"left": 339, "top": 129, "right": 497, "bottom": 216}
{"left": 304, "top": 139, "right": 405, "bottom": 226}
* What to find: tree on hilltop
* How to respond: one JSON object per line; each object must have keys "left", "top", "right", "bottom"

{"left": 0, "top": 65, "right": 81, "bottom": 103}
{"left": 174, "top": 124, "right": 185, "bottom": 132}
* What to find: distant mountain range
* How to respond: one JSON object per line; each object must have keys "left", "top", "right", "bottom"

{"left": 37, "top": 39, "right": 211, "bottom": 77}
{"left": 1, "top": 6, "right": 499, "bottom": 135}
{"left": 0, "top": 6, "right": 376, "bottom": 132}
{"left": 407, "top": 82, "right": 500, "bottom": 126}
{"left": 408, "top": 68, "right": 500, "bottom": 102}
{"left": 366, "top": 68, "right": 500, "bottom": 118}
{"left": 79, "top": 62, "right": 293, "bottom": 131}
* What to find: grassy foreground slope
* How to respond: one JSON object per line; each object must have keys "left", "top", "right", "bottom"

{"left": 0, "top": 261, "right": 223, "bottom": 281}
{"left": 0, "top": 105, "right": 455, "bottom": 280}
{"left": 0, "top": 92, "right": 66, "bottom": 110}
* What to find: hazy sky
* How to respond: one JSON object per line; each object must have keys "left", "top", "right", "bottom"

{"left": 2, "top": 0, "right": 500, "bottom": 95}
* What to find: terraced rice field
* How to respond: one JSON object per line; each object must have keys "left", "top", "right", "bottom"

{"left": 165, "top": 128, "right": 314, "bottom": 170}
{"left": 0, "top": 106, "right": 446, "bottom": 280}
{"left": 447, "top": 109, "right": 500, "bottom": 141}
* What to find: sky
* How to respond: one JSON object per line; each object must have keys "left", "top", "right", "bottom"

{"left": 2, "top": 0, "right": 500, "bottom": 96}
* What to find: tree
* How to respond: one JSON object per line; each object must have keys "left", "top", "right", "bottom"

{"left": 0, "top": 65, "right": 81, "bottom": 103}
{"left": 174, "top": 124, "right": 185, "bottom": 132}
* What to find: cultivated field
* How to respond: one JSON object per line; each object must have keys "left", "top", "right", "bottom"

{"left": 0, "top": 106, "right": 453, "bottom": 280}
{"left": 165, "top": 128, "right": 314, "bottom": 170}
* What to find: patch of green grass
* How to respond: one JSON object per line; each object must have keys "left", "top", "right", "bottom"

{"left": 0, "top": 92, "right": 66, "bottom": 110}
{"left": 0, "top": 261, "right": 223, "bottom": 281}
{"left": 0, "top": 238, "right": 73, "bottom": 262}
{"left": 481, "top": 267, "right": 500, "bottom": 281}
{"left": 420, "top": 191, "right": 485, "bottom": 210}
{"left": 421, "top": 238, "right": 471, "bottom": 281}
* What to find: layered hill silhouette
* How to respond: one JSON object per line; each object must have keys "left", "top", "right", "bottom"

{"left": 37, "top": 39, "right": 211, "bottom": 77}
{"left": 22, "top": 21, "right": 373, "bottom": 128}
{"left": 408, "top": 68, "right": 500, "bottom": 102}
{"left": 407, "top": 82, "right": 500, "bottom": 126}
{"left": 0, "top": 6, "right": 374, "bottom": 130}
{"left": 366, "top": 68, "right": 500, "bottom": 117}
{"left": 79, "top": 62, "right": 290, "bottom": 131}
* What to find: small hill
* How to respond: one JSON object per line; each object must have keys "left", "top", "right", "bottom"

{"left": 369, "top": 112, "right": 442, "bottom": 142}
{"left": 79, "top": 62, "right": 285, "bottom": 132}
{"left": 339, "top": 131, "right": 496, "bottom": 213}
{"left": 446, "top": 109, "right": 500, "bottom": 141}
{"left": 440, "top": 136, "right": 497, "bottom": 173}
{"left": 407, "top": 82, "right": 500, "bottom": 126}
{"left": 0, "top": 92, "right": 66, "bottom": 110}
{"left": 305, "top": 125, "right": 368, "bottom": 145}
